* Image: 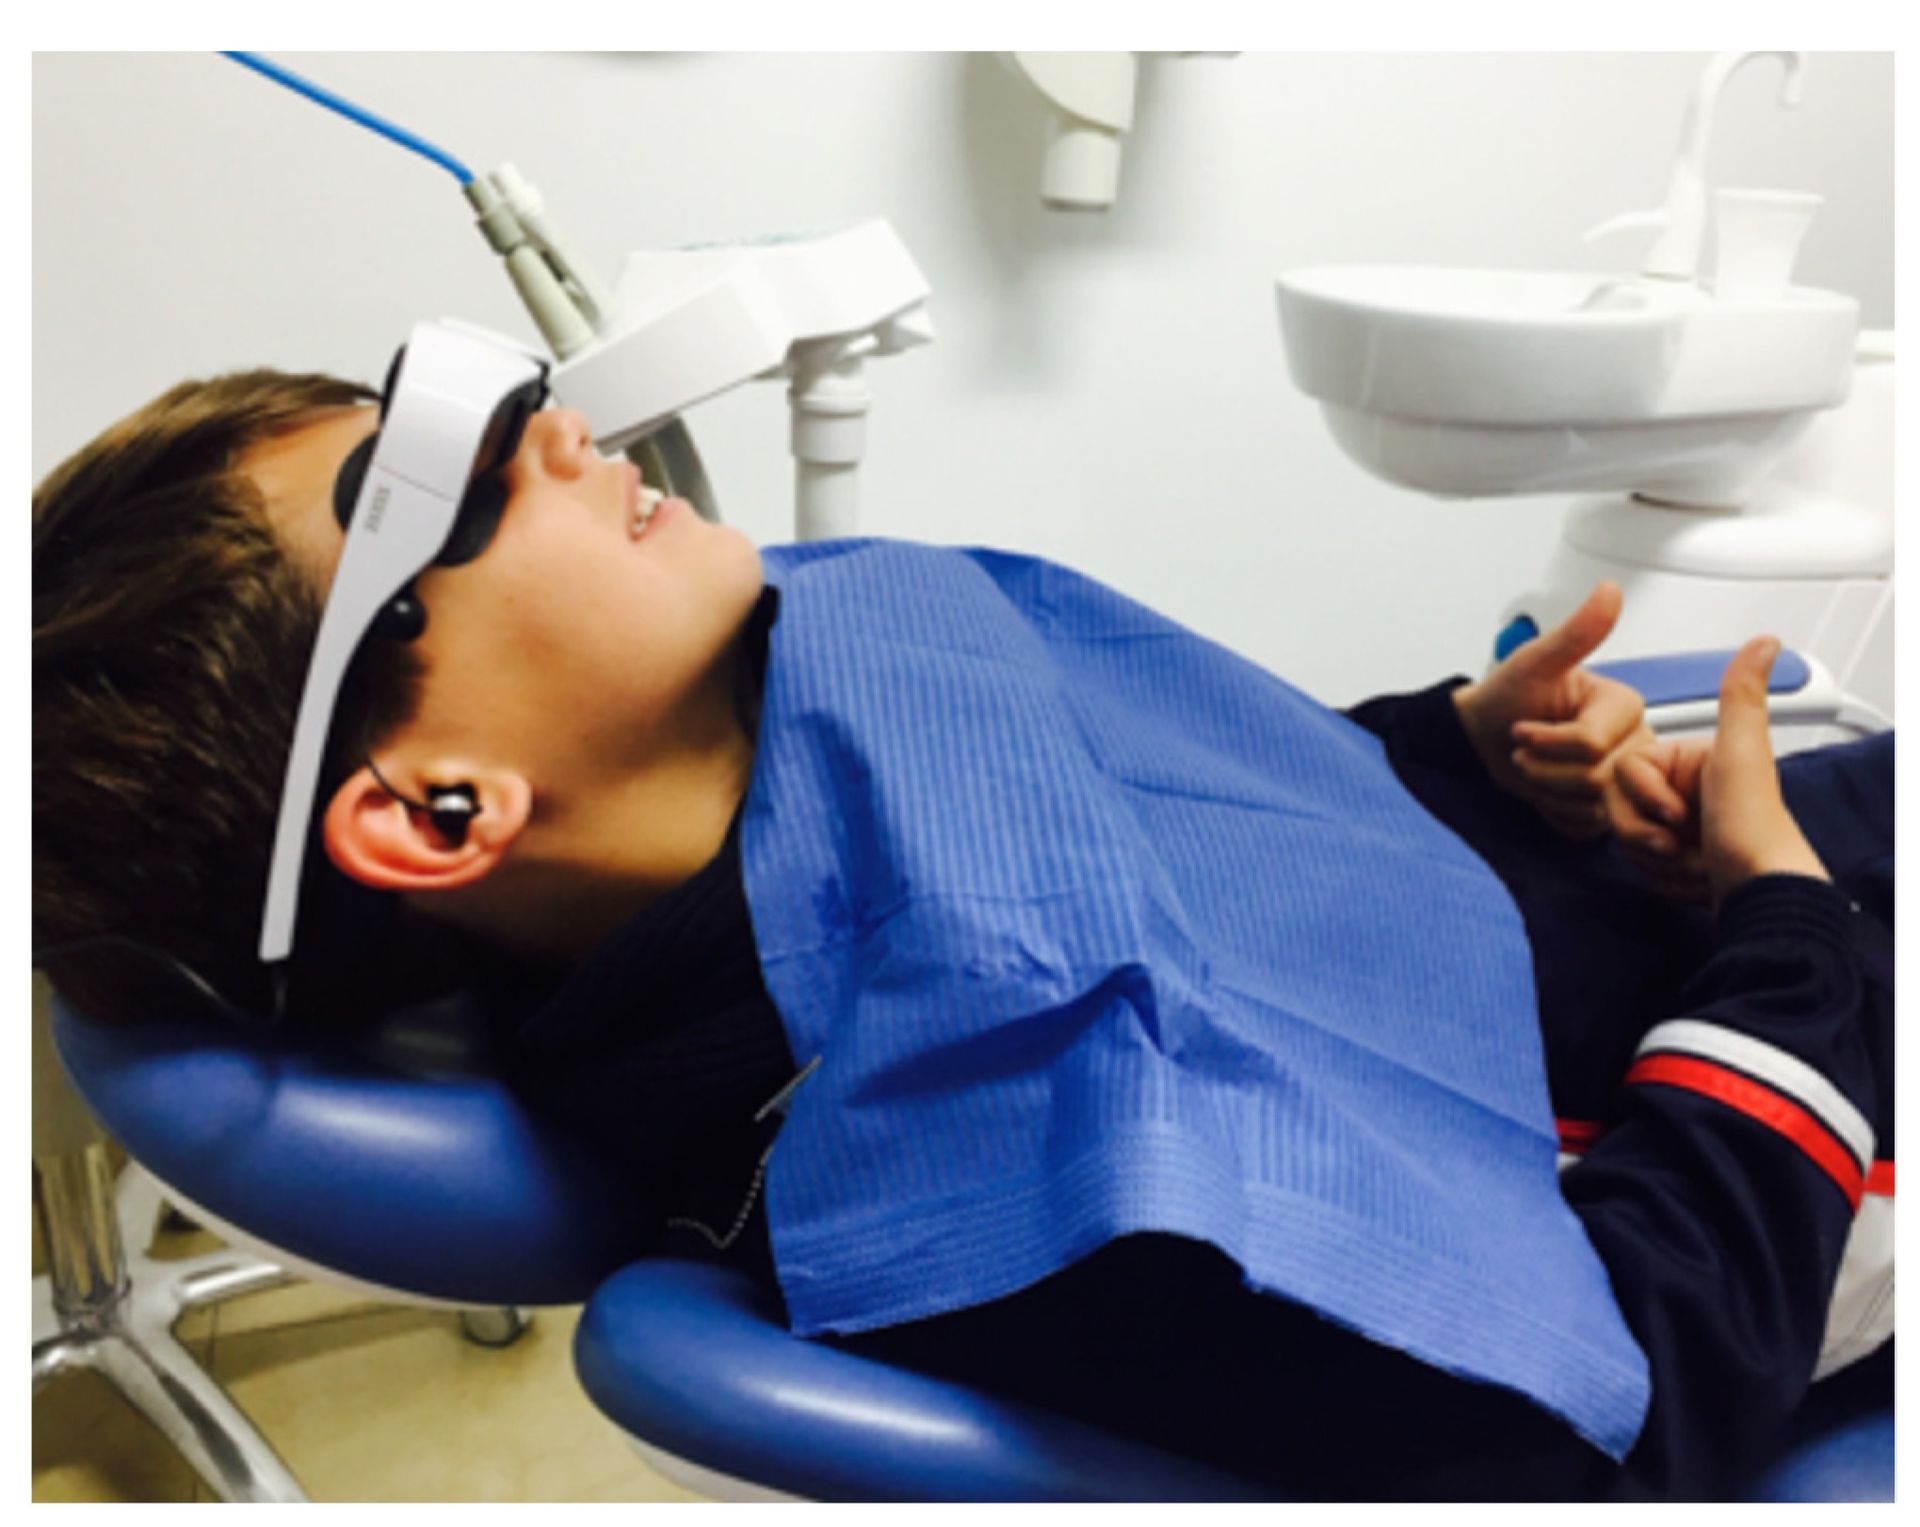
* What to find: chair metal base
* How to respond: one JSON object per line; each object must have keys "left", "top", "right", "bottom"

{"left": 33, "top": 1149, "right": 531, "bottom": 1502}
{"left": 33, "top": 1148, "right": 305, "bottom": 1502}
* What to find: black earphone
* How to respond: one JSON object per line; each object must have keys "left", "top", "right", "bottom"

{"left": 365, "top": 759, "right": 479, "bottom": 846}
{"left": 422, "top": 783, "right": 479, "bottom": 846}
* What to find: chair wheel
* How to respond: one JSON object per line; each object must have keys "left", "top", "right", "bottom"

{"left": 459, "top": 1306, "right": 531, "bottom": 1347}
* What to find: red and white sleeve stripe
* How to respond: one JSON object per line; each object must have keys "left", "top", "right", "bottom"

{"left": 1626, "top": 1019, "right": 1877, "bottom": 1212}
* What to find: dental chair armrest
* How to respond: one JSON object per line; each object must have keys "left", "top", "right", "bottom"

{"left": 1590, "top": 649, "right": 1889, "bottom": 737}
{"left": 576, "top": 1257, "right": 1890, "bottom": 1503}
{"left": 574, "top": 1258, "right": 1267, "bottom": 1502}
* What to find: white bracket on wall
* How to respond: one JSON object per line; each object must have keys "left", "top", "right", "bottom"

{"left": 1000, "top": 53, "right": 1237, "bottom": 211}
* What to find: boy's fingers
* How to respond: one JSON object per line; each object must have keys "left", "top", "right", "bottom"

{"left": 1668, "top": 739, "right": 1710, "bottom": 801}
{"left": 1510, "top": 678, "right": 1643, "bottom": 761}
{"left": 1714, "top": 637, "right": 1782, "bottom": 776}
{"left": 1516, "top": 582, "right": 1623, "bottom": 679}
{"left": 1505, "top": 718, "right": 1597, "bottom": 760}
{"left": 1607, "top": 780, "right": 1697, "bottom": 857}
{"left": 1604, "top": 789, "right": 1675, "bottom": 853}
{"left": 1510, "top": 718, "right": 1605, "bottom": 762}
{"left": 1510, "top": 748, "right": 1607, "bottom": 799}
{"left": 1615, "top": 752, "right": 1689, "bottom": 827}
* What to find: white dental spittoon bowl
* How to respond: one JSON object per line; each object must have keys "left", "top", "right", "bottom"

{"left": 1274, "top": 265, "right": 1859, "bottom": 508}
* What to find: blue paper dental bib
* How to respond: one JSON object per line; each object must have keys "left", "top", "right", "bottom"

{"left": 742, "top": 540, "right": 1650, "bottom": 1459}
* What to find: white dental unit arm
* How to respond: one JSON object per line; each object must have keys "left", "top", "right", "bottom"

{"left": 1001, "top": 53, "right": 1237, "bottom": 211}
{"left": 1002, "top": 53, "right": 1138, "bottom": 210}
{"left": 468, "top": 166, "right": 933, "bottom": 542}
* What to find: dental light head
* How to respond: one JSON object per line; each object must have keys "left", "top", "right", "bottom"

{"left": 259, "top": 320, "right": 548, "bottom": 964}
{"left": 549, "top": 219, "right": 933, "bottom": 455}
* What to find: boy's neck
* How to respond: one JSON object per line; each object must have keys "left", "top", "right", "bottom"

{"left": 423, "top": 640, "right": 761, "bottom": 968}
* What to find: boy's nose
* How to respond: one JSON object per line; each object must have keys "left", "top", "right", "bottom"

{"left": 525, "top": 407, "right": 595, "bottom": 474}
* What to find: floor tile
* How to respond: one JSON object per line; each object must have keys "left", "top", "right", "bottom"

{"left": 208, "top": 1301, "right": 704, "bottom": 1502}
{"left": 32, "top": 1367, "right": 202, "bottom": 1504}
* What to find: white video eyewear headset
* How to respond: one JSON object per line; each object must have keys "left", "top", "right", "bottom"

{"left": 258, "top": 320, "right": 550, "bottom": 964}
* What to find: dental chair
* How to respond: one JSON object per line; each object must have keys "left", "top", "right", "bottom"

{"left": 41, "top": 652, "right": 1893, "bottom": 1504}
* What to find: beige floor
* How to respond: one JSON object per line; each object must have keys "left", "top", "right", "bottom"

{"left": 32, "top": 1201, "right": 707, "bottom": 1503}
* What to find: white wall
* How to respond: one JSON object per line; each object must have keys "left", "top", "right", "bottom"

{"left": 32, "top": 51, "right": 1894, "bottom": 706}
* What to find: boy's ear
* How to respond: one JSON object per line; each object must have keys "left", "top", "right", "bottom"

{"left": 321, "top": 765, "right": 532, "bottom": 894}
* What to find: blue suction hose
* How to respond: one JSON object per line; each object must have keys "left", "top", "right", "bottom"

{"left": 222, "top": 51, "right": 475, "bottom": 187}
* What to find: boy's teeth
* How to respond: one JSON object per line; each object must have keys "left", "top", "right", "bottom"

{"left": 631, "top": 488, "right": 664, "bottom": 539}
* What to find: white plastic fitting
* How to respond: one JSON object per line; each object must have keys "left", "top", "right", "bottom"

{"left": 489, "top": 163, "right": 616, "bottom": 332}
{"left": 1003, "top": 52, "right": 1138, "bottom": 211}
{"left": 1712, "top": 188, "right": 1823, "bottom": 301}
{"left": 465, "top": 166, "right": 599, "bottom": 359}
{"left": 1583, "top": 51, "right": 1808, "bottom": 283}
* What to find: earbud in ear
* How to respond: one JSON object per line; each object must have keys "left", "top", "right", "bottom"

{"left": 425, "top": 784, "right": 479, "bottom": 846}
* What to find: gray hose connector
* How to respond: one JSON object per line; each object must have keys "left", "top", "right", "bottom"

{"left": 464, "top": 175, "right": 595, "bottom": 360}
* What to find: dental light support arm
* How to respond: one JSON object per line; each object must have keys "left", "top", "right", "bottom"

{"left": 786, "top": 338, "right": 871, "bottom": 542}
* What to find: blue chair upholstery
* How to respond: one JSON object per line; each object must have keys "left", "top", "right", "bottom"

{"left": 51, "top": 992, "right": 652, "bottom": 1308}
{"left": 1590, "top": 647, "right": 1814, "bottom": 705}
{"left": 52, "top": 995, "right": 1893, "bottom": 1501}
{"left": 575, "top": 1258, "right": 1264, "bottom": 1501}
{"left": 1744, "top": 1413, "right": 1896, "bottom": 1502}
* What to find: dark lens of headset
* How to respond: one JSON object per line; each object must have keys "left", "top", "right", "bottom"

{"left": 433, "top": 377, "right": 549, "bottom": 567}
{"left": 490, "top": 378, "right": 545, "bottom": 469}
{"left": 332, "top": 433, "right": 379, "bottom": 530}
{"left": 335, "top": 345, "right": 408, "bottom": 529}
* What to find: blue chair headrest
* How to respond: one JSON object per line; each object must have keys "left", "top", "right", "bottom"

{"left": 51, "top": 989, "right": 657, "bottom": 1306}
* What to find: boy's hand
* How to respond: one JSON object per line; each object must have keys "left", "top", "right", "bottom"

{"left": 1607, "top": 637, "right": 1829, "bottom": 908}
{"left": 1608, "top": 738, "right": 1711, "bottom": 901}
{"left": 1453, "top": 582, "right": 1651, "bottom": 839}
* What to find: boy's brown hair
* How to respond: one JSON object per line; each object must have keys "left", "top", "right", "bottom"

{"left": 34, "top": 370, "right": 432, "bottom": 1027}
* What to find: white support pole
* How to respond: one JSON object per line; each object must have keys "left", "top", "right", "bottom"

{"left": 789, "top": 341, "right": 873, "bottom": 542}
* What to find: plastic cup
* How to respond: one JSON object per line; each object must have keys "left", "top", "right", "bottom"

{"left": 1712, "top": 189, "right": 1822, "bottom": 302}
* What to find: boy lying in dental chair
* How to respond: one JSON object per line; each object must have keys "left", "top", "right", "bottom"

{"left": 33, "top": 366, "right": 1891, "bottom": 1501}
